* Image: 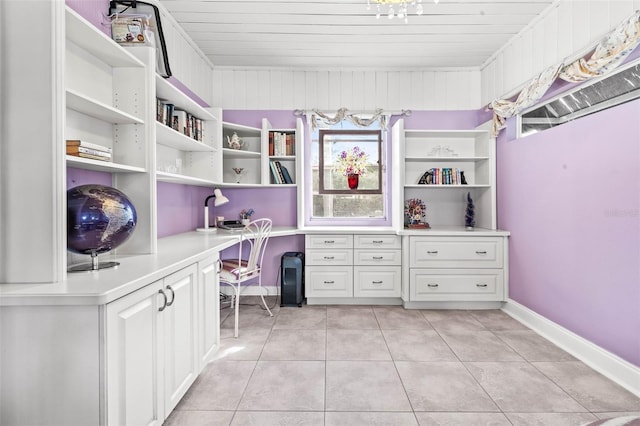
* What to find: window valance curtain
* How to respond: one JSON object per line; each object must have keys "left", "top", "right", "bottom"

{"left": 490, "top": 9, "right": 640, "bottom": 136}
{"left": 294, "top": 108, "right": 411, "bottom": 131}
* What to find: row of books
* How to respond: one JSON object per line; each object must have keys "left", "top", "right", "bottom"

{"left": 269, "top": 160, "right": 294, "bottom": 184}
{"left": 156, "top": 99, "right": 204, "bottom": 142}
{"left": 66, "top": 140, "right": 112, "bottom": 162}
{"left": 268, "top": 132, "right": 295, "bottom": 156}
{"left": 418, "top": 168, "right": 466, "bottom": 185}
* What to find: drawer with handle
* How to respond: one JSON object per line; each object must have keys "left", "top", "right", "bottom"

{"left": 409, "top": 237, "right": 503, "bottom": 268}
{"left": 306, "top": 234, "right": 353, "bottom": 249}
{"left": 354, "top": 266, "right": 401, "bottom": 297}
{"left": 305, "top": 266, "right": 353, "bottom": 298}
{"left": 353, "top": 249, "right": 401, "bottom": 266}
{"left": 354, "top": 234, "right": 401, "bottom": 249}
{"left": 305, "top": 249, "right": 352, "bottom": 266}
{"left": 410, "top": 269, "right": 504, "bottom": 301}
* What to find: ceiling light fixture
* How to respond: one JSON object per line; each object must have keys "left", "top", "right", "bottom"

{"left": 366, "top": 0, "right": 435, "bottom": 23}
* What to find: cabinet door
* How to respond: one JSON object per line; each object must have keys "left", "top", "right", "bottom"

{"left": 106, "top": 281, "right": 164, "bottom": 426}
{"left": 305, "top": 266, "right": 353, "bottom": 298}
{"left": 198, "top": 255, "right": 220, "bottom": 370}
{"left": 163, "top": 264, "right": 199, "bottom": 414}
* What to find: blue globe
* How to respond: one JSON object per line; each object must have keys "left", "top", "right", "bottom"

{"left": 67, "top": 184, "right": 137, "bottom": 255}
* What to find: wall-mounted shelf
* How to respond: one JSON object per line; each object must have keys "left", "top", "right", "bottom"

{"left": 66, "top": 156, "right": 146, "bottom": 173}
{"left": 66, "top": 90, "right": 143, "bottom": 124}
{"left": 156, "top": 123, "right": 215, "bottom": 152}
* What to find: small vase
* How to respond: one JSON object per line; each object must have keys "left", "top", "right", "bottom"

{"left": 241, "top": 218, "right": 250, "bottom": 227}
{"left": 347, "top": 174, "right": 359, "bottom": 190}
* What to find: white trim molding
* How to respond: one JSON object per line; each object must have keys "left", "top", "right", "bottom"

{"left": 502, "top": 299, "right": 640, "bottom": 398}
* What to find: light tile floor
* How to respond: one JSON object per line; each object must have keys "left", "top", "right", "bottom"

{"left": 166, "top": 299, "right": 640, "bottom": 426}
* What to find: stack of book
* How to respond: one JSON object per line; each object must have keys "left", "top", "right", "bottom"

{"left": 268, "top": 132, "right": 295, "bottom": 156}
{"left": 269, "top": 160, "right": 294, "bottom": 184}
{"left": 156, "top": 98, "right": 204, "bottom": 142}
{"left": 419, "top": 167, "right": 465, "bottom": 185}
{"left": 66, "top": 140, "right": 112, "bottom": 162}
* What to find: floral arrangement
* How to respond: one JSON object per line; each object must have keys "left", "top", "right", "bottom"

{"left": 239, "top": 208, "right": 254, "bottom": 220}
{"left": 334, "top": 146, "right": 370, "bottom": 176}
{"left": 405, "top": 198, "right": 426, "bottom": 224}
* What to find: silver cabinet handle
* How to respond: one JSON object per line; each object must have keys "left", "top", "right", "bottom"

{"left": 158, "top": 289, "right": 168, "bottom": 311}
{"left": 323, "top": 280, "right": 335, "bottom": 284}
{"left": 372, "top": 280, "right": 383, "bottom": 285}
{"left": 216, "top": 259, "right": 222, "bottom": 274}
{"left": 166, "top": 285, "right": 175, "bottom": 306}
{"left": 427, "top": 283, "right": 439, "bottom": 288}
{"left": 427, "top": 250, "right": 438, "bottom": 254}
{"left": 323, "top": 256, "right": 335, "bottom": 260}
{"left": 372, "top": 240, "right": 383, "bottom": 244}
{"left": 476, "top": 283, "right": 488, "bottom": 288}
{"left": 372, "top": 256, "right": 384, "bottom": 260}
{"left": 324, "top": 240, "right": 335, "bottom": 244}
{"left": 475, "top": 250, "right": 487, "bottom": 255}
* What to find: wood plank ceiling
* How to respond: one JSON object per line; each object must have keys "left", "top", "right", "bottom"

{"left": 159, "top": 0, "right": 555, "bottom": 69}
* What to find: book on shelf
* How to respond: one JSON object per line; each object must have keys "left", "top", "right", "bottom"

{"left": 269, "top": 160, "right": 282, "bottom": 184}
{"left": 418, "top": 167, "right": 465, "bottom": 185}
{"left": 273, "top": 161, "right": 286, "bottom": 184}
{"left": 280, "top": 164, "right": 294, "bottom": 184}
{"left": 68, "top": 152, "right": 112, "bottom": 162}
{"left": 269, "top": 131, "right": 295, "bottom": 157}
{"left": 66, "top": 146, "right": 112, "bottom": 158}
{"left": 66, "top": 140, "right": 112, "bottom": 153}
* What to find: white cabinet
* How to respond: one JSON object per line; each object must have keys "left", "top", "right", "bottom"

{"left": 197, "top": 255, "right": 221, "bottom": 370}
{"left": 392, "top": 119, "right": 496, "bottom": 230}
{"left": 105, "top": 264, "right": 199, "bottom": 425}
{"left": 305, "top": 234, "right": 401, "bottom": 301}
{"left": 406, "top": 235, "right": 508, "bottom": 303}
{"left": 221, "top": 118, "right": 303, "bottom": 186}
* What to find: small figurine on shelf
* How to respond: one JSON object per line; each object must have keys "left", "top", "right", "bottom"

{"left": 239, "top": 208, "right": 254, "bottom": 227}
{"left": 465, "top": 192, "right": 476, "bottom": 230}
{"left": 405, "top": 198, "right": 430, "bottom": 229}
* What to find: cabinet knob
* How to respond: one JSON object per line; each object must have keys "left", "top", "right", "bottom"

{"left": 427, "top": 283, "right": 439, "bottom": 288}
{"left": 166, "top": 285, "right": 175, "bottom": 306}
{"left": 427, "top": 250, "right": 438, "bottom": 255}
{"left": 323, "top": 280, "right": 335, "bottom": 284}
{"left": 475, "top": 250, "right": 487, "bottom": 255}
{"left": 476, "top": 283, "right": 488, "bottom": 288}
{"left": 158, "top": 289, "right": 168, "bottom": 311}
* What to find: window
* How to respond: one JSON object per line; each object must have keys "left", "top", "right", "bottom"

{"left": 309, "top": 119, "right": 387, "bottom": 222}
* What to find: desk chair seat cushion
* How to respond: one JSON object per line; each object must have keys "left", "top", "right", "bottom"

{"left": 220, "top": 259, "right": 260, "bottom": 281}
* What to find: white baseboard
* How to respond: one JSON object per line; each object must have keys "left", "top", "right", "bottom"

{"left": 503, "top": 299, "right": 640, "bottom": 398}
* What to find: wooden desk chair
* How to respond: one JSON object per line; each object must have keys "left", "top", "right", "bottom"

{"left": 219, "top": 218, "right": 273, "bottom": 337}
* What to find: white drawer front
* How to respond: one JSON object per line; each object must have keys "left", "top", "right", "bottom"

{"left": 354, "top": 234, "right": 401, "bottom": 249}
{"left": 354, "top": 266, "right": 401, "bottom": 297}
{"left": 306, "top": 234, "right": 353, "bottom": 249}
{"left": 353, "top": 249, "right": 401, "bottom": 266}
{"left": 306, "top": 249, "right": 352, "bottom": 266}
{"left": 305, "top": 266, "right": 353, "bottom": 298}
{"left": 410, "top": 269, "right": 504, "bottom": 301}
{"left": 409, "top": 237, "right": 503, "bottom": 268}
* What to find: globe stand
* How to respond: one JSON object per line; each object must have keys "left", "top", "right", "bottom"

{"left": 68, "top": 250, "right": 119, "bottom": 272}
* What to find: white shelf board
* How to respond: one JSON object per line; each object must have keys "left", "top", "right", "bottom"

{"left": 65, "top": 7, "right": 144, "bottom": 69}
{"left": 66, "top": 89, "right": 143, "bottom": 124}
{"left": 405, "top": 156, "right": 490, "bottom": 162}
{"left": 156, "top": 122, "right": 215, "bottom": 152}
{"left": 217, "top": 182, "right": 267, "bottom": 188}
{"left": 222, "top": 122, "right": 261, "bottom": 138}
{"left": 155, "top": 75, "right": 216, "bottom": 120}
{"left": 66, "top": 156, "right": 145, "bottom": 173}
{"left": 404, "top": 184, "right": 491, "bottom": 188}
{"left": 222, "top": 148, "right": 261, "bottom": 159}
{"left": 156, "top": 171, "right": 217, "bottom": 187}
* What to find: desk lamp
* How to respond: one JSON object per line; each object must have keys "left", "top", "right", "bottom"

{"left": 196, "top": 188, "right": 229, "bottom": 232}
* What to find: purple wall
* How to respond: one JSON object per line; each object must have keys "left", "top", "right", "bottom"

{"left": 497, "top": 99, "right": 640, "bottom": 367}
{"left": 67, "top": 168, "right": 112, "bottom": 188}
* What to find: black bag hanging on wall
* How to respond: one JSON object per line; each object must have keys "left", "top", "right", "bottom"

{"left": 109, "top": 0, "right": 172, "bottom": 78}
